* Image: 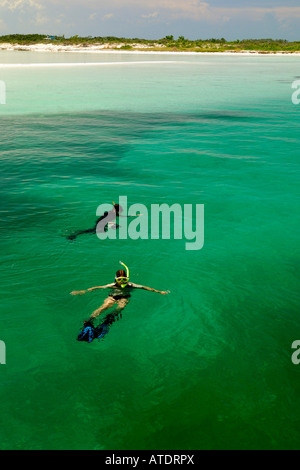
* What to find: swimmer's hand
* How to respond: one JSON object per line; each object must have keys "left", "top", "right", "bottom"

{"left": 160, "top": 290, "right": 170, "bottom": 295}
{"left": 107, "top": 222, "right": 118, "bottom": 230}
{"left": 70, "top": 290, "right": 86, "bottom": 295}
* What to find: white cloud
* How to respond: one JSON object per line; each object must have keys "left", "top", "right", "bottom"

{"left": 103, "top": 13, "right": 114, "bottom": 20}
{"left": 1, "top": 1, "right": 299, "bottom": 39}
{"left": 0, "top": 17, "right": 7, "bottom": 29}
{"left": 22, "top": 1, "right": 300, "bottom": 24}
{"left": 141, "top": 11, "right": 158, "bottom": 19}
{"left": 151, "top": 2, "right": 300, "bottom": 23}
{"left": 55, "top": 13, "right": 65, "bottom": 24}
{"left": 45, "top": 1, "right": 300, "bottom": 24}
{"left": 34, "top": 12, "right": 49, "bottom": 24}
{"left": 0, "top": 0, "right": 43, "bottom": 10}
{"left": 273, "top": 6, "right": 300, "bottom": 21}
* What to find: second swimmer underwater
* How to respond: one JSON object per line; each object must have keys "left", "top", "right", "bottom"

{"left": 71, "top": 261, "right": 170, "bottom": 343}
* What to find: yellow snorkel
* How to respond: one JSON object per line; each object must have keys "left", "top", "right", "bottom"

{"left": 116, "top": 261, "right": 129, "bottom": 288}
{"left": 119, "top": 261, "right": 129, "bottom": 278}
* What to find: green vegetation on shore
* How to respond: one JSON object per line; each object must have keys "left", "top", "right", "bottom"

{"left": 0, "top": 34, "right": 300, "bottom": 52}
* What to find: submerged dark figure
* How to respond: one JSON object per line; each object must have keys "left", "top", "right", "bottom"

{"left": 67, "top": 203, "right": 122, "bottom": 241}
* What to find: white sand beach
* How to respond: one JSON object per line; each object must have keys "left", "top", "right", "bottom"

{"left": 0, "top": 42, "right": 299, "bottom": 56}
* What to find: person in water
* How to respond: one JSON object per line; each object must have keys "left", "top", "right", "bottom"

{"left": 70, "top": 261, "right": 169, "bottom": 323}
{"left": 67, "top": 202, "right": 128, "bottom": 241}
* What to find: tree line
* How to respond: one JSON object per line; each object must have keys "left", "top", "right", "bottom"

{"left": 0, "top": 34, "right": 299, "bottom": 52}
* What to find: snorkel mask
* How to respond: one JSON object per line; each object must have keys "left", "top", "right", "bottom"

{"left": 115, "top": 261, "right": 130, "bottom": 288}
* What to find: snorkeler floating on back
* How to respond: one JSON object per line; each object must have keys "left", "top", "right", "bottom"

{"left": 71, "top": 261, "right": 170, "bottom": 325}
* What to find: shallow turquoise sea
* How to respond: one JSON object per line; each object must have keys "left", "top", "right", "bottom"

{"left": 0, "top": 51, "right": 299, "bottom": 450}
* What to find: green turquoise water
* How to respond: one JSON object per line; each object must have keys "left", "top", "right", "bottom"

{"left": 0, "top": 52, "right": 299, "bottom": 450}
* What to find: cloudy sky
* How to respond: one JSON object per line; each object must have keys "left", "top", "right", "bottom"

{"left": 0, "top": 0, "right": 300, "bottom": 41}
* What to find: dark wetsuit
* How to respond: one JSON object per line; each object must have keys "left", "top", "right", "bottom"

{"left": 67, "top": 210, "right": 119, "bottom": 240}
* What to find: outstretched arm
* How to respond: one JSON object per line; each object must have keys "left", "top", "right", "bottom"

{"left": 130, "top": 283, "right": 170, "bottom": 295}
{"left": 70, "top": 283, "right": 114, "bottom": 295}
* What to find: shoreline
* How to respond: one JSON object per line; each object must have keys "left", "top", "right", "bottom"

{"left": 0, "top": 43, "right": 300, "bottom": 56}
